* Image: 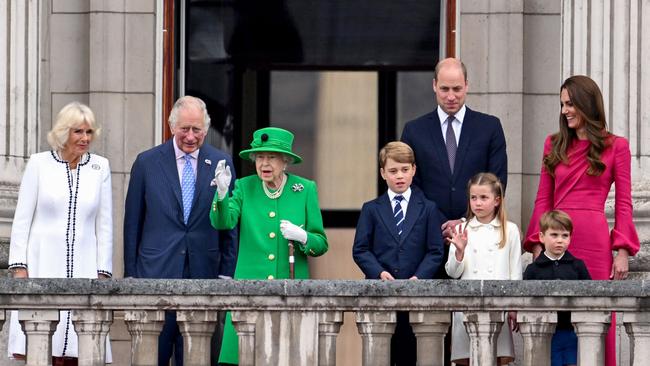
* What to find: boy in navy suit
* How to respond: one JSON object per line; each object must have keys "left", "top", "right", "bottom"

{"left": 353, "top": 141, "right": 445, "bottom": 366}
{"left": 524, "top": 210, "right": 591, "bottom": 366}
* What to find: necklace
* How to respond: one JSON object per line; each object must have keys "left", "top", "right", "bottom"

{"left": 262, "top": 174, "right": 287, "bottom": 199}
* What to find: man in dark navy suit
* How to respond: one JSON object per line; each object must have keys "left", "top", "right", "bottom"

{"left": 124, "top": 96, "right": 237, "bottom": 365}
{"left": 401, "top": 58, "right": 508, "bottom": 268}
{"left": 401, "top": 57, "right": 507, "bottom": 366}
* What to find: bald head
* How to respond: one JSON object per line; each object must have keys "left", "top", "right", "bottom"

{"left": 434, "top": 58, "right": 468, "bottom": 82}
{"left": 432, "top": 58, "right": 469, "bottom": 115}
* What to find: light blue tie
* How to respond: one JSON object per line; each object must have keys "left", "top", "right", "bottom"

{"left": 181, "top": 154, "right": 195, "bottom": 224}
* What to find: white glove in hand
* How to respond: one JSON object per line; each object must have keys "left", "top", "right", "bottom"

{"left": 213, "top": 159, "right": 232, "bottom": 200}
{"left": 280, "top": 220, "right": 307, "bottom": 244}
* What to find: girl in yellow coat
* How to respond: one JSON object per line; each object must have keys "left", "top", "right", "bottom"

{"left": 210, "top": 127, "right": 328, "bottom": 365}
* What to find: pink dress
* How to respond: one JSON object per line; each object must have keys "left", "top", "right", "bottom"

{"left": 524, "top": 134, "right": 640, "bottom": 366}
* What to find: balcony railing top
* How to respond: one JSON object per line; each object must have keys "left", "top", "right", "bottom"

{"left": 1, "top": 278, "right": 649, "bottom": 312}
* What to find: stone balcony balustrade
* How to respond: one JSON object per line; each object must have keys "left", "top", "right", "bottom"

{"left": 1, "top": 278, "right": 650, "bottom": 366}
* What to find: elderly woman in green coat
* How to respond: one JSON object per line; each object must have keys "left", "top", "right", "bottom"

{"left": 211, "top": 126, "right": 328, "bottom": 365}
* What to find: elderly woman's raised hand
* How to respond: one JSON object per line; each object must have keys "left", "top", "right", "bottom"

{"left": 213, "top": 159, "right": 232, "bottom": 200}
{"left": 280, "top": 220, "right": 307, "bottom": 244}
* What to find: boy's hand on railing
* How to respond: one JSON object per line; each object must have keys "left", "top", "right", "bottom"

{"left": 379, "top": 271, "right": 395, "bottom": 280}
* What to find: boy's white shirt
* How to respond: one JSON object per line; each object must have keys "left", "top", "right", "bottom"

{"left": 445, "top": 217, "right": 523, "bottom": 280}
{"left": 387, "top": 187, "right": 411, "bottom": 217}
{"left": 543, "top": 251, "right": 565, "bottom": 261}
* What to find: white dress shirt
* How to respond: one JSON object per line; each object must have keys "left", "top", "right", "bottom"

{"left": 387, "top": 187, "right": 411, "bottom": 217}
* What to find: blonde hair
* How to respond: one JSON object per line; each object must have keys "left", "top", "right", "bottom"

{"left": 539, "top": 210, "right": 573, "bottom": 234}
{"left": 47, "top": 102, "right": 100, "bottom": 150}
{"left": 379, "top": 141, "right": 415, "bottom": 168}
{"left": 466, "top": 172, "right": 508, "bottom": 248}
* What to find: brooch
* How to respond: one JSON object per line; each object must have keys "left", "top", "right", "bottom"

{"left": 91, "top": 164, "right": 100, "bottom": 170}
{"left": 291, "top": 183, "right": 304, "bottom": 192}
{"left": 205, "top": 159, "right": 212, "bottom": 165}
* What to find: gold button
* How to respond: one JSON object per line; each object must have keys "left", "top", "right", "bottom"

{"left": 269, "top": 232, "right": 276, "bottom": 239}
{"left": 269, "top": 211, "right": 276, "bottom": 218}
{"left": 268, "top": 254, "right": 275, "bottom": 261}
{"left": 267, "top": 275, "right": 274, "bottom": 280}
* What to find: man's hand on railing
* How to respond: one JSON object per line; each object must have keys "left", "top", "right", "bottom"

{"left": 379, "top": 271, "right": 395, "bottom": 280}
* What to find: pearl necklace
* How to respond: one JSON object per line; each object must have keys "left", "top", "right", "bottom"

{"left": 263, "top": 174, "right": 287, "bottom": 199}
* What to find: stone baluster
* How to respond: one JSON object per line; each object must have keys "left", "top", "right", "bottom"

{"left": 409, "top": 311, "right": 450, "bottom": 366}
{"left": 622, "top": 312, "right": 650, "bottom": 366}
{"left": 18, "top": 310, "right": 59, "bottom": 366}
{"left": 355, "top": 311, "right": 396, "bottom": 366}
{"left": 177, "top": 310, "right": 219, "bottom": 366}
{"left": 124, "top": 310, "right": 165, "bottom": 366}
{"left": 572, "top": 311, "right": 611, "bottom": 366}
{"left": 71, "top": 310, "right": 113, "bottom": 366}
{"left": 0, "top": 310, "right": 5, "bottom": 332}
{"left": 318, "top": 311, "right": 344, "bottom": 366}
{"left": 462, "top": 311, "right": 505, "bottom": 366}
{"left": 231, "top": 310, "right": 260, "bottom": 366}
{"left": 517, "top": 311, "right": 557, "bottom": 366}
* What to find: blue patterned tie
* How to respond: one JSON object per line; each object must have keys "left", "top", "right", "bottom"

{"left": 181, "top": 154, "right": 195, "bottom": 224}
{"left": 445, "top": 115, "right": 457, "bottom": 172}
{"left": 393, "top": 195, "right": 405, "bottom": 236}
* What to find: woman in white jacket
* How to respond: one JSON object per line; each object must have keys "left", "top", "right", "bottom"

{"left": 7, "top": 101, "right": 113, "bottom": 364}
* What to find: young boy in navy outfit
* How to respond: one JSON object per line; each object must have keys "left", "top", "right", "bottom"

{"left": 353, "top": 141, "right": 444, "bottom": 366}
{"left": 523, "top": 210, "right": 591, "bottom": 366}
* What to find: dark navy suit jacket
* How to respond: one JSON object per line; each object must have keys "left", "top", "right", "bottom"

{"left": 352, "top": 188, "right": 444, "bottom": 279}
{"left": 123, "top": 139, "right": 237, "bottom": 279}
{"left": 401, "top": 107, "right": 508, "bottom": 221}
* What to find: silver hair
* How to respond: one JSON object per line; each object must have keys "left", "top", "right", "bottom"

{"left": 168, "top": 95, "right": 211, "bottom": 131}
{"left": 249, "top": 152, "right": 294, "bottom": 164}
{"left": 47, "top": 102, "right": 100, "bottom": 150}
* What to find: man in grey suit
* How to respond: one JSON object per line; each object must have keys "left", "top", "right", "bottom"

{"left": 124, "top": 95, "right": 237, "bottom": 365}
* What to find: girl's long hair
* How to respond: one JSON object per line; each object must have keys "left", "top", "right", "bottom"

{"left": 543, "top": 75, "right": 609, "bottom": 176}
{"left": 465, "top": 172, "right": 508, "bottom": 248}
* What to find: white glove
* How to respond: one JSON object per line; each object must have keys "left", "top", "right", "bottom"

{"left": 212, "top": 159, "right": 232, "bottom": 200}
{"left": 280, "top": 220, "right": 307, "bottom": 244}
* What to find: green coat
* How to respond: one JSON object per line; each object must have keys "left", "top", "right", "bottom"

{"left": 210, "top": 173, "right": 328, "bottom": 364}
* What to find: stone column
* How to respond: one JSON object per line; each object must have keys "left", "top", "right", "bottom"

{"left": 318, "top": 311, "right": 344, "bottom": 366}
{"left": 71, "top": 310, "right": 113, "bottom": 366}
{"left": 355, "top": 311, "right": 396, "bottom": 366}
{"left": 409, "top": 311, "right": 450, "bottom": 366}
{"left": 0, "top": 0, "right": 41, "bottom": 241}
{"left": 517, "top": 311, "right": 557, "bottom": 366}
{"left": 622, "top": 312, "right": 650, "bottom": 366}
{"left": 231, "top": 310, "right": 260, "bottom": 366}
{"left": 463, "top": 311, "right": 505, "bottom": 366}
{"left": 124, "top": 310, "right": 165, "bottom": 366}
{"left": 18, "top": 310, "right": 59, "bottom": 366}
{"left": 573, "top": 311, "right": 611, "bottom": 366}
{"left": 177, "top": 310, "right": 219, "bottom": 366}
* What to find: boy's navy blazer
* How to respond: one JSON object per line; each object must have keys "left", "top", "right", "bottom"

{"left": 352, "top": 187, "right": 444, "bottom": 279}
{"left": 401, "top": 107, "right": 507, "bottom": 221}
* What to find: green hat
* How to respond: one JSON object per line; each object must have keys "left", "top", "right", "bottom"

{"left": 239, "top": 127, "right": 303, "bottom": 164}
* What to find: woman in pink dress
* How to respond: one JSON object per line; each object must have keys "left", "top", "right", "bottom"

{"left": 524, "top": 75, "right": 640, "bottom": 366}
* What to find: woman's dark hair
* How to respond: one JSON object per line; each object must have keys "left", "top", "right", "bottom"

{"left": 543, "top": 75, "right": 609, "bottom": 176}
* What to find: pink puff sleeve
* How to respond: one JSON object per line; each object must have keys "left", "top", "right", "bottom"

{"left": 523, "top": 136, "right": 555, "bottom": 252}
{"left": 609, "top": 137, "right": 640, "bottom": 255}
